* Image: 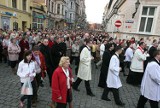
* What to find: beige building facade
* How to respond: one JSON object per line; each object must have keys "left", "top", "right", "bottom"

{"left": 103, "top": 0, "right": 160, "bottom": 42}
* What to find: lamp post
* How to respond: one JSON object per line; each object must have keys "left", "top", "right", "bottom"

{"left": 132, "top": 0, "right": 140, "bottom": 18}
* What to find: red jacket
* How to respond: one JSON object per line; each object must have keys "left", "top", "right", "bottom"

{"left": 52, "top": 66, "right": 73, "bottom": 104}
{"left": 32, "top": 51, "right": 47, "bottom": 78}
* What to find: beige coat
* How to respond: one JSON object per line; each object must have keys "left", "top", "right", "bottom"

{"left": 77, "top": 47, "right": 92, "bottom": 81}
{"left": 8, "top": 43, "right": 21, "bottom": 61}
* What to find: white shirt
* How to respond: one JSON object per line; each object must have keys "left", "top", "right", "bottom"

{"left": 124, "top": 47, "right": 133, "bottom": 62}
{"left": 100, "top": 43, "right": 105, "bottom": 57}
{"left": 62, "top": 67, "right": 70, "bottom": 89}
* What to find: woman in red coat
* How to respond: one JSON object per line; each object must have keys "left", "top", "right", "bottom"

{"left": 51, "top": 56, "right": 74, "bottom": 108}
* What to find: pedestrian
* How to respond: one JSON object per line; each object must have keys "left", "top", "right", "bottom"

{"left": 98, "top": 43, "right": 114, "bottom": 88}
{"left": 96, "top": 40, "right": 107, "bottom": 67}
{"left": 124, "top": 42, "right": 134, "bottom": 76}
{"left": 51, "top": 36, "right": 63, "bottom": 72}
{"left": 101, "top": 46, "right": 125, "bottom": 106}
{"left": 127, "top": 42, "right": 147, "bottom": 85}
{"left": 8, "top": 37, "right": 21, "bottom": 74}
{"left": 59, "top": 36, "right": 67, "bottom": 56}
{"left": 40, "top": 38, "right": 54, "bottom": 86}
{"left": 2, "top": 34, "right": 10, "bottom": 63}
{"left": 137, "top": 50, "right": 160, "bottom": 108}
{"left": 32, "top": 45, "right": 47, "bottom": 103}
{"left": 73, "top": 39, "right": 95, "bottom": 97}
{"left": 71, "top": 41, "right": 80, "bottom": 75}
{"left": 17, "top": 50, "right": 38, "bottom": 108}
{"left": 51, "top": 56, "right": 74, "bottom": 108}
{"left": 19, "top": 36, "right": 29, "bottom": 61}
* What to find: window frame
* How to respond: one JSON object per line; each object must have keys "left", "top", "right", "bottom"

{"left": 138, "top": 6, "right": 157, "bottom": 34}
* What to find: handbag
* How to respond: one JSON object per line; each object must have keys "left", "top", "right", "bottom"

{"left": 21, "top": 78, "right": 33, "bottom": 95}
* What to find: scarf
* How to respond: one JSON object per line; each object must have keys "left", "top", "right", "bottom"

{"left": 62, "top": 67, "right": 70, "bottom": 89}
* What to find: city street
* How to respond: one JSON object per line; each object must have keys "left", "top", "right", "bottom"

{"left": 0, "top": 63, "right": 151, "bottom": 108}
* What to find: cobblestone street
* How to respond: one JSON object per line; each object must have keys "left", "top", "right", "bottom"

{"left": 0, "top": 63, "right": 151, "bottom": 108}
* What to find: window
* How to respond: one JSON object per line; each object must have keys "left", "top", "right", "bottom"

{"left": 62, "top": 5, "right": 64, "bottom": 15}
{"left": 48, "top": 0, "right": 51, "bottom": 11}
{"left": 51, "top": 2, "right": 52, "bottom": 12}
{"left": 70, "top": 13, "right": 72, "bottom": 22}
{"left": 65, "top": 11, "right": 67, "bottom": 19}
{"left": 71, "top": 2, "right": 73, "bottom": 9}
{"left": 12, "top": 0, "right": 17, "bottom": 8}
{"left": 52, "top": 2, "right": 54, "bottom": 13}
{"left": 57, "top": 4, "right": 60, "bottom": 14}
{"left": 139, "top": 7, "right": 156, "bottom": 33}
{"left": 32, "top": 12, "right": 44, "bottom": 30}
{"left": 22, "top": 0, "right": 27, "bottom": 11}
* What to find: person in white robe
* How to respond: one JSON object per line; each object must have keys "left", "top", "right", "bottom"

{"left": 124, "top": 43, "right": 134, "bottom": 75}
{"left": 73, "top": 39, "right": 95, "bottom": 97}
{"left": 101, "top": 46, "right": 125, "bottom": 107}
{"left": 137, "top": 50, "right": 160, "bottom": 108}
{"left": 127, "top": 42, "right": 147, "bottom": 85}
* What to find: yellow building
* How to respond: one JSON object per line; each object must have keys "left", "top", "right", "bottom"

{"left": 0, "top": 0, "right": 32, "bottom": 31}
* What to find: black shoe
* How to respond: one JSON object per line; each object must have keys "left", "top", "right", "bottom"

{"left": 72, "top": 86, "right": 80, "bottom": 91}
{"left": 87, "top": 93, "right": 95, "bottom": 97}
{"left": 98, "top": 84, "right": 105, "bottom": 88}
{"left": 116, "top": 102, "right": 125, "bottom": 107}
{"left": 101, "top": 97, "right": 111, "bottom": 101}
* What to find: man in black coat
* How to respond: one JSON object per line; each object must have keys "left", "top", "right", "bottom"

{"left": 148, "top": 39, "right": 158, "bottom": 61}
{"left": 51, "top": 36, "right": 63, "bottom": 72}
{"left": 98, "top": 43, "right": 114, "bottom": 88}
{"left": 39, "top": 38, "right": 54, "bottom": 86}
{"left": 59, "top": 36, "right": 67, "bottom": 56}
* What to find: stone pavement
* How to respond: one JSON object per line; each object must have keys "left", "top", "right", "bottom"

{"left": 0, "top": 63, "right": 152, "bottom": 108}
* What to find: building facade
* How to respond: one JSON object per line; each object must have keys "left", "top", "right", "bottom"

{"left": 103, "top": 0, "right": 160, "bottom": 41}
{"left": 0, "top": 0, "right": 86, "bottom": 30}
{"left": 0, "top": 0, "right": 31, "bottom": 31}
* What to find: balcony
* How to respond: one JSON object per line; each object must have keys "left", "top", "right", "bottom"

{"left": 54, "top": 14, "right": 65, "bottom": 20}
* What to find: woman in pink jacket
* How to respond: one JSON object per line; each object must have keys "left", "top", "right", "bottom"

{"left": 8, "top": 37, "right": 21, "bottom": 74}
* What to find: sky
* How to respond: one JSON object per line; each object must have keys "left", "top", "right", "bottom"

{"left": 85, "top": 0, "right": 109, "bottom": 24}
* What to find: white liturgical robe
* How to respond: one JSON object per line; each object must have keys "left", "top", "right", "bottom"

{"left": 107, "top": 54, "right": 122, "bottom": 89}
{"left": 141, "top": 59, "right": 160, "bottom": 101}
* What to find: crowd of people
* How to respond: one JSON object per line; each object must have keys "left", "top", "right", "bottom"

{"left": 0, "top": 28, "right": 160, "bottom": 108}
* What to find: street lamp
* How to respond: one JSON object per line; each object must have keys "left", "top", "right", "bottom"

{"left": 132, "top": 0, "right": 140, "bottom": 18}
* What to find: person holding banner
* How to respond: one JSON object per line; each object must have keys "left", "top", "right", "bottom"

{"left": 17, "top": 50, "right": 38, "bottom": 108}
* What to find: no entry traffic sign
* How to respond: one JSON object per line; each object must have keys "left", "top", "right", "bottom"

{"left": 115, "top": 20, "right": 122, "bottom": 28}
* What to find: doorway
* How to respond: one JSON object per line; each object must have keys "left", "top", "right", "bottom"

{"left": 22, "top": 21, "right": 27, "bottom": 31}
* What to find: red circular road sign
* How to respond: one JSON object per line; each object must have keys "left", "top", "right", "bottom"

{"left": 115, "top": 20, "right": 122, "bottom": 28}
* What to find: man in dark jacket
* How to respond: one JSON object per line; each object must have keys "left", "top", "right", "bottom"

{"left": 148, "top": 39, "right": 158, "bottom": 61}
{"left": 51, "top": 36, "right": 63, "bottom": 72}
{"left": 39, "top": 38, "right": 54, "bottom": 86}
{"left": 59, "top": 36, "right": 67, "bottom": 56}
